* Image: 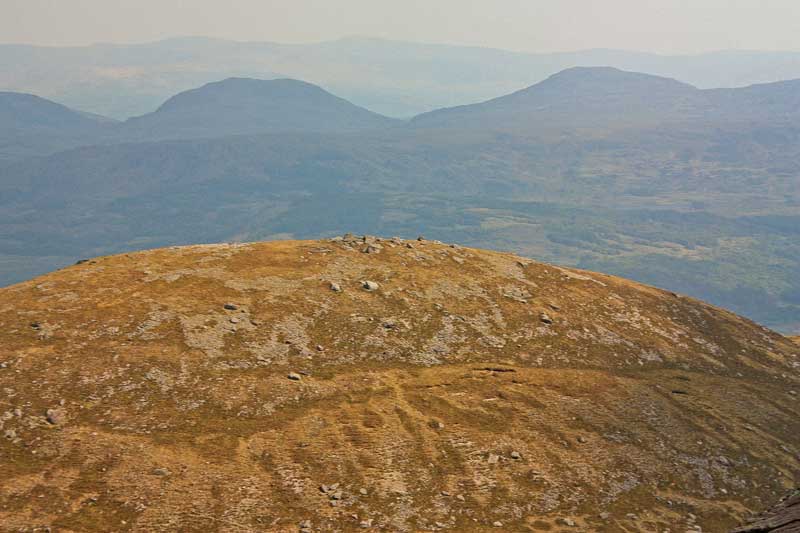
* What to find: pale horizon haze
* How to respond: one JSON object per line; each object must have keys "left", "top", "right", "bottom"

{"left": 2, "top": 0, "right": 800, "bottom": 54}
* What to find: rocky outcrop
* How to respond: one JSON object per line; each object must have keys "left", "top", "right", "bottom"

{"left": 733, "top": 489, "right": 800, "bottom": 532}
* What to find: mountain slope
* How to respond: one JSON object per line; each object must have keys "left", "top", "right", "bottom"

{"left": 121, "top": 78, "right": 400, "bottom": 141}
{"left": 0, "top": 91, "right": 115, "bottom": 161}
{"left": 0, "top": 237, "right": 797, "bottom": 531}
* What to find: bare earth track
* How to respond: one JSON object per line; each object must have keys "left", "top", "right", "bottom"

{"left": 0, "top": 237, "right": 798, "bottom": 532}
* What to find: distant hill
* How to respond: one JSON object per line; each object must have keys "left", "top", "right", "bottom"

{"left": 2, "top": 68, "right": 800, "bottom": 332}
{"left": 412, "top": 66, "right": 800, "bottom": 132}
{"left": 121, "top": 78, "right": 400, "bottom": 141}
{"left": 5, "top": 37, "right": 800, "bottom": 118}
{"left": 0, "top": 91, "right": 115, "bottom": 161}
{"left": 412, "top": 67, "right": 701, "bottom": 131}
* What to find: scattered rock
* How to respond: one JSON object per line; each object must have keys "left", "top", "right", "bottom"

{"left": 4, "top": 429, "right": 16, "bottom": 439}
{"left": 30, "top": 322, "right": 41, "bottom": 330}
{"left": 330, "top": 490, "right": 343, "bottom": 500}
{"left": 45, "top": 408, "right": 66, "bottom": 425}
{"left": 557, "top": 518, "right": 576, "bottom": 527}
{"left": 487, "top": 453, "right": 500, "bottom": 464}
{"left": 330, "top": 282, "right": 342, "bottom": 292}
{"left": 362, "top": 244, "right": 382, "bottom": 254}
{"left": 540, "top": 313, "right": 553, "bottom": 324}
{"left": 359, "top": 488, "right": 368, "bottom": 495}
{"left": 510, "top": 451, "right": 521, "bottom": 459}
{"left": 223, "top": 303, "right": 238, "bottom": 311}
{"left": 456, "top": 494, "right": 465, "bottom": 502}
{"left": 493, "top": 521, "right": 503, "bottom": 527}
{"left": 287, "top": 373, "right": 302, "bottom": 381}
{"left": 360, "top": 519, "right": 373, "bottom": 528}
{"left": 229, "top": 317, "right": 240, "bottom": 324}
{"left": 577, "top": 436, "right": 588, "bottom": 444}
{"left": 152, "top": 467, "right": 172, "bottom": 476}
{"left": 362, "top": 281, "right": 380, "bottom": 291}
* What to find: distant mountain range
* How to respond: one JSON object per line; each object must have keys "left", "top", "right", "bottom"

{"left": 1, "top": 68, "right": 800, "bottom": 333}
{"left": 0, "top": 78, "right": 399, "bottom": 160}
{"left": 4, "top": 36, "right": 800, "bottom": 119}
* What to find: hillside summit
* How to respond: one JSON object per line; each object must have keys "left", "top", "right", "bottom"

{"left": 0, "top": 236, "right": 798, "bottom": 532}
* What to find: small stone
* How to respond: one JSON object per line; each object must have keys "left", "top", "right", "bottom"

{"left": 359, "top": 488, "right": 368, "bottom": 495}
{"left": 30, "top": 322, "right": 41, "bottom": 330}
{"left": 362, "top": 244, "right": 382, "bottom": 254}
{"left": 510, "top": 451, "right": 521, "bottom": 459}
{"left": 299, "top": 519, "right": 312, "bottom": 529}
{"left": 13, "top": 408, "right": 22, "bottom": 417}
{"left": 540, "top": 313, "right": 553, "bottom": 324}
{"left": 0, "top": 362, "right": 7, "bottom": 369}
{"left": 487, "top": 453, "right": 500, "bottom": 464}
{"left": 330, "top": 490, "right": 343, "bottom": 500}
{"left": 4, "top": 429, "right": 16, "bottom": 439}
{"left": 493, "top": 521, "right": 503, "bottom": 527}
{"left": 316, "top": 345, "right": 325, "bottom": 352}
{"left": 152, "top": 467, "right": 171, "bottom": 476}
{"left": 557, "top": 518, "right": 576, "bottom": 527}
{"left": 577, "top": 436, "right": 588, "bottom": 444}
{"left": 789, "top": 390, "right": 797, "bottom": 396}
{"left": 46, "top": 408, "right": 66, "bottom": 425}
{"left": 456, "top": 494, "right": 465, "bottom": 502}
{"left": 229, "top": 317, "right": 240, "bottom": 324}
{"left": 330, "top": 282, "right": 342, "bottom": 292}
{"left": 417, "top": 235, "right": 425, "bottom": 241}
{"left": 223, "top": 303, "right": 238, "bottom": 311}
{"left": 320, "top": 484, "right": 330, "bottom": 493}
{"left": 287, "top": 373, "right": 302, "bottom": 381}
{"left": 362, "top": 281, "right": 380, "bottom": 291}
{"left": 360, "top": 519, "right": 373, "bottom": 528}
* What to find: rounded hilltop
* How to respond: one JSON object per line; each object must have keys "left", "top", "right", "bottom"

{"left": 0, "top": 235, "right": 798, "bottom": 532}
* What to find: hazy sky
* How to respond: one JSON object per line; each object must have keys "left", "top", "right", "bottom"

{"left": 2, "top": 0, "right": 800, "bottom": 53}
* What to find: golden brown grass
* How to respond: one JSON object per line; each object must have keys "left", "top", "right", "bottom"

{"left": 0, "top": 238, "right": 798, "bottom": 532}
